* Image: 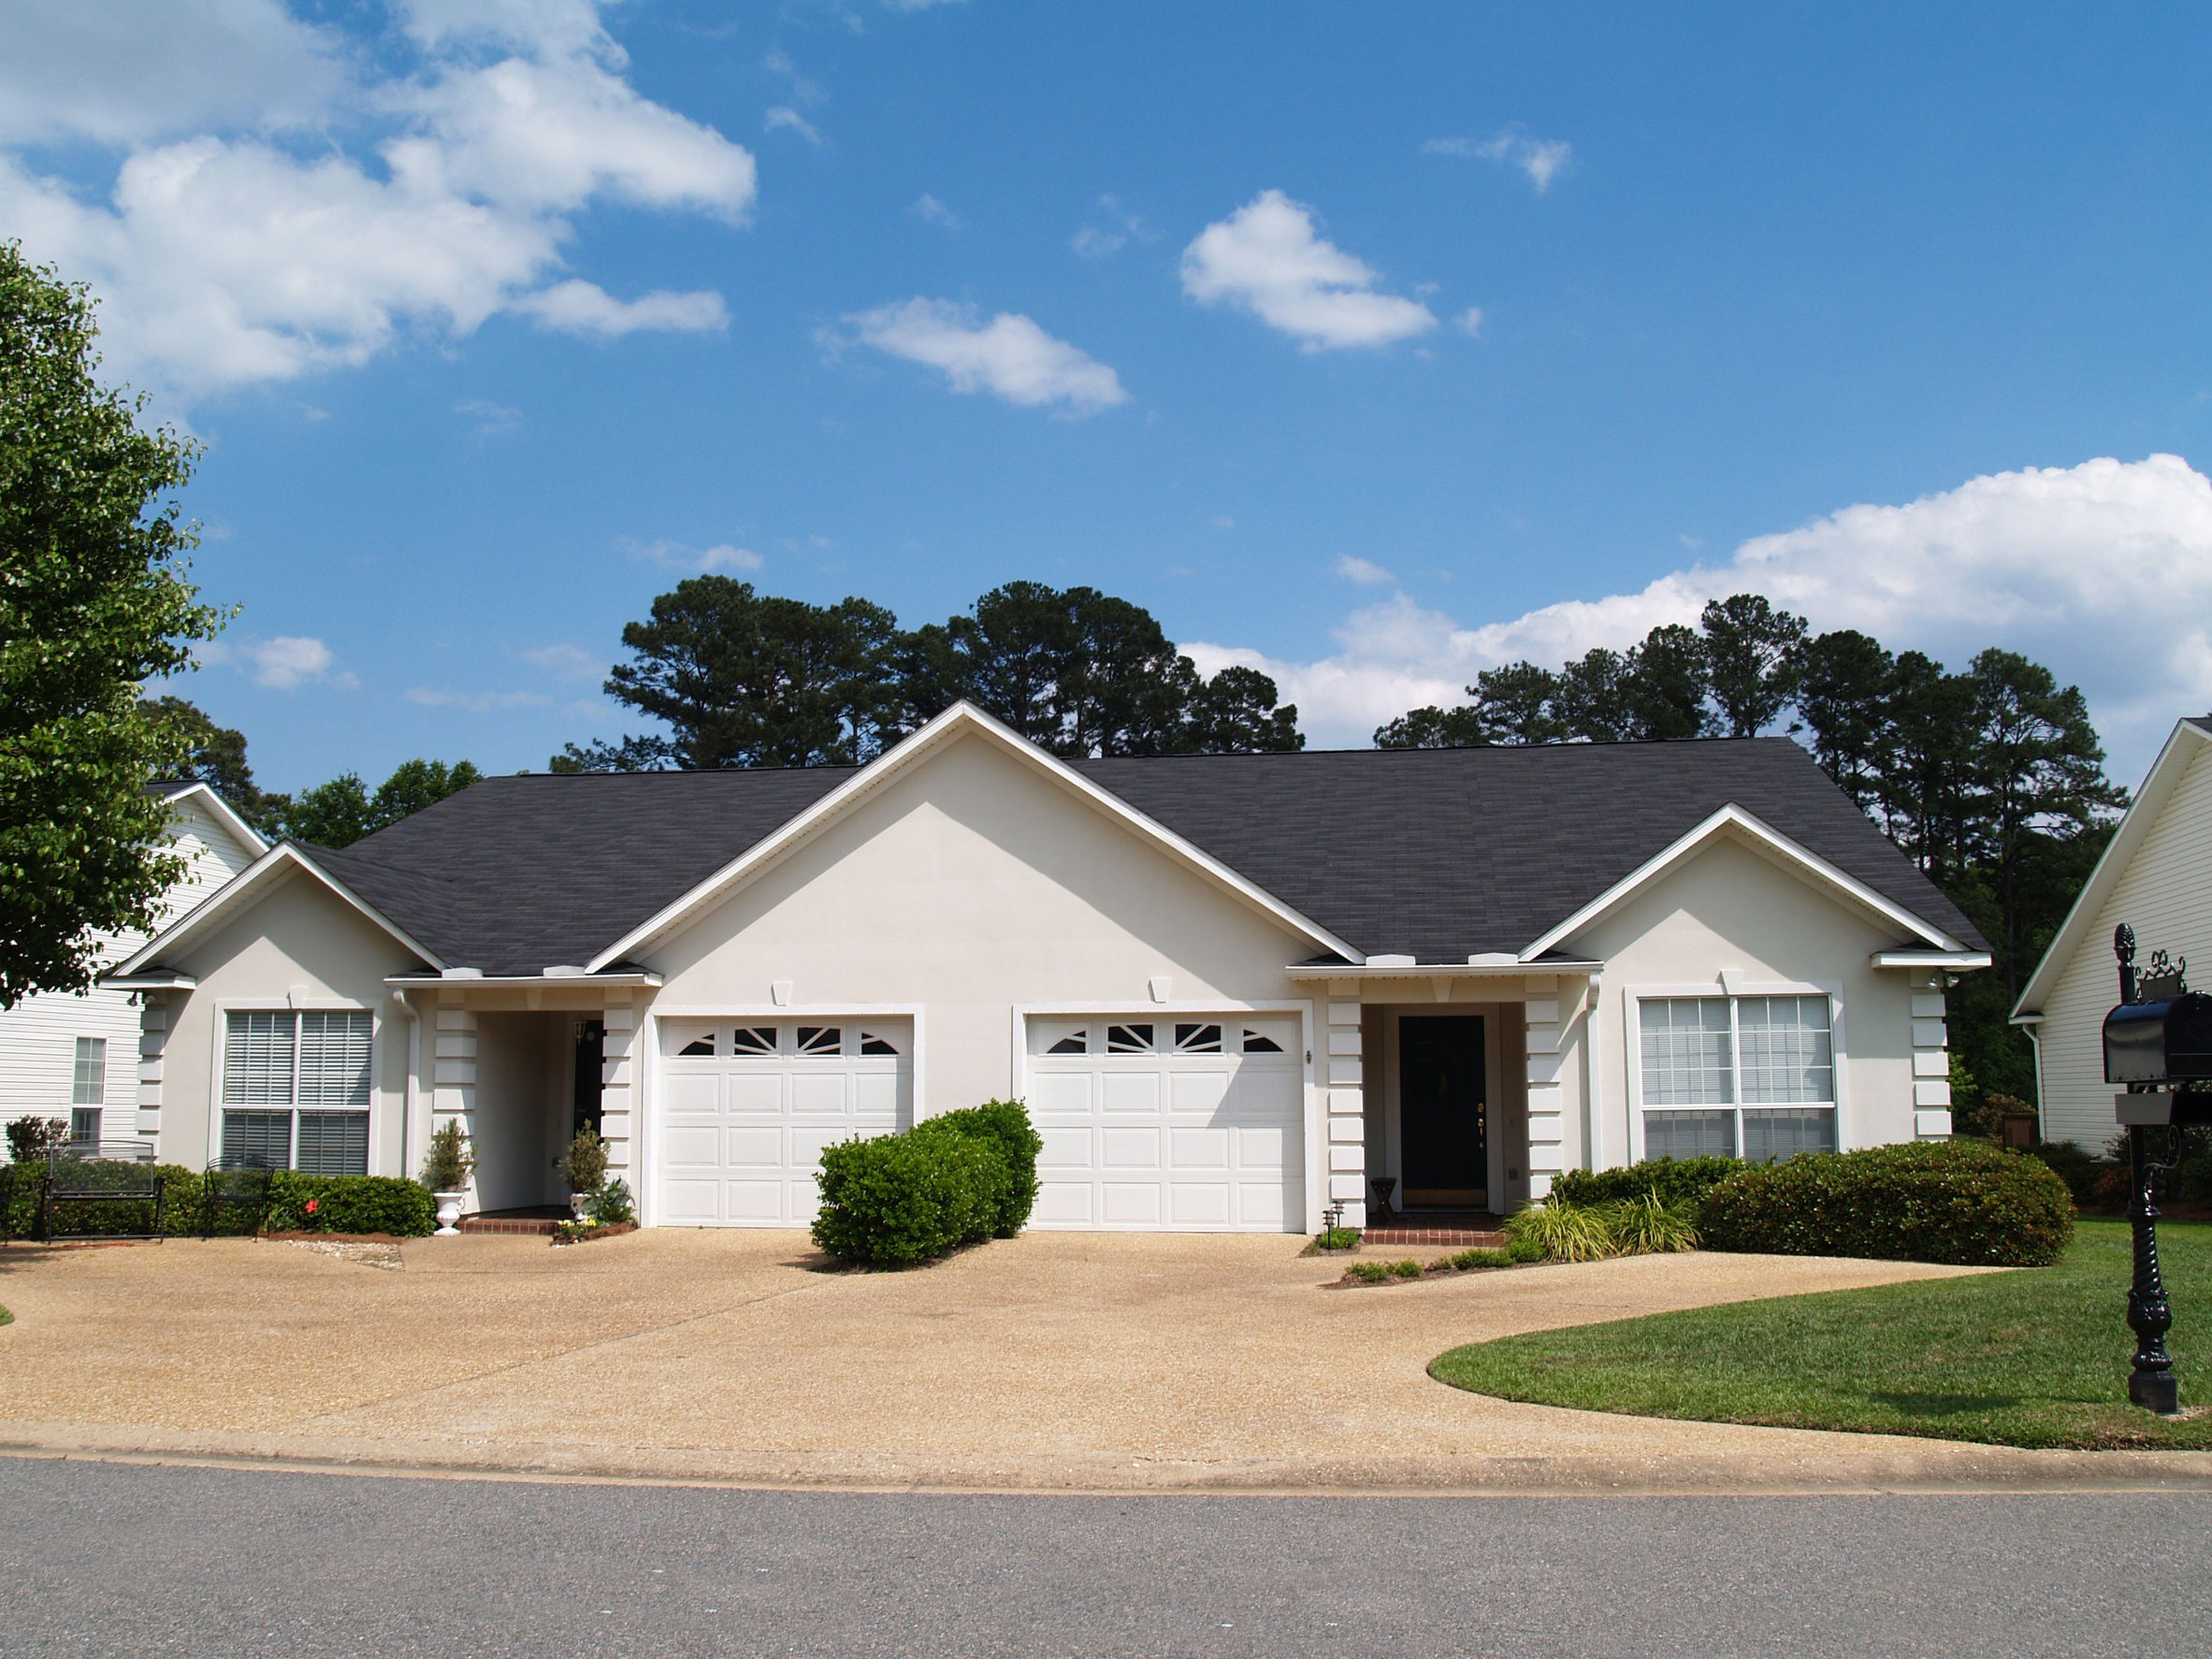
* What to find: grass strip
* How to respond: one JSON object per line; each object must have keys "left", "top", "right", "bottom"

{"left": 1430, "top": 1218, "right": 2212, "bottom": 1450}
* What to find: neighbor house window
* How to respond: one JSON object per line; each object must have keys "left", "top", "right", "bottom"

{"left": 222, "top": 1010, "right": 371, "bottom": 1174}
{"left": 70, "top": 1036, "right": 106, "bottom": 1145}
{"left": 1638, "top": 994, "right": 1836, "bottom": 1161}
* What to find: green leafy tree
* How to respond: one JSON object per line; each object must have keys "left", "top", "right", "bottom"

{"left": 1371, "top": 661, "right": 1565, "bottom": 749}
{"left": 271, "top": 757, "right": 482, "bottom": 847}
{"left": 1184, "top": 664, "right": 1304, "bottom": 753}
{"left": 371, "top": 757, "right": 483, "bottom": 826}
{"left": 1788, "top": 629, "right": 1894, "bottom": 812}
{"left": 1624, "top": 623, "right": 1713, "bottom": 740}
{"left": 1699, "top": 594, "right": 1807, "bottom": 738}
{"left": 1553, "top": 647, "right": 1639, "bottom": 742}
{"left": 1873, "top": 651, "right": 1980, "bottom": 878}
{"left": 143, "top": 695, "right": 265, "bottom": 815}
{"left": 1373, "top": 703, "right": 1487, "bottom": 749}
{"left": 548, "top": 734, "right": 676, "bottom": 774}
{"left": 0, "top": 245, "right": 225, "bottom": 1007}
{"left": 605, "top": 577, "right": 904, "bottom": 769}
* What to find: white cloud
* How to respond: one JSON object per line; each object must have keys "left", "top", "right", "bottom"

{"left": 882, "top": 0, "right": 966, "bottom": 10}
{"left": 1071, "top": 226, "right": 1124, "bottom": 259}
{"left": 1421, "top": 137, "right": 1477, "bottom": 159}
{"left": 842, "top": 297, "right": 1130, "bottom": 415}
{"left": 1186, "top": 454, "right": 2212, "bottom": 779}
{"left": 1475, "top": 126, "right": 1573, "bottom": 193}
{"left": 1210, "top": 514, "right": 1236, "bottom": 530}
{"left": 521, "top": 643, "right": 602, "bottom": 682}
{"left": 765, "top": 106, "right": 825, "bottom": 146}
{"left": 1453, "top": 307, "right": 1484, "bottom": 338}
{"left": 512, "top": 280, "right": 728, "bottom": 338}
{"left": 1334, "top": 554, "right": 1395, "bottom": 585}
{"left": 201, "top": 634, "right": 355, "bottom": 690}
{"left": 1179, "top": 190, "right": 1436, "bottom": 352}
{"left": 455, "top": 397, "right": 521, "bottom": 435}
{"left": 406, "top": 685, "right": 553, "bottom": 711}
{"left": 913, "top": 193, "right": 961, "bottom": 229}
{"left": 0, "top": 0, "right": 341, "bottom": 146}
{"left": 622, "top": 537, "right": 764, "bottom": 572}
{"left": 0, "top": 2, "right": 756, "bottom": 404}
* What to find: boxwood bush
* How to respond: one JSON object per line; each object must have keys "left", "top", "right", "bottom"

{"left": 923, "top": 1100, "right": 1042, "bottom": 1235}
{"left": 0, "top": 1162, "right": 436, "bottom": 1239}
{"left": 1550, "top": 1156, "right": 1741, "bottom": 1210}
{"left": 812, "top": 1101, "right": 1044, "bottom": 1265}
{"left": 1699, "top": 1140, "right": 2075, "bottom": 1266}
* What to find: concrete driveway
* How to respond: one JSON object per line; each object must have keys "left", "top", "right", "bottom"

{"left": 1, "top": 1231, "right": 2205, "bottom": 1493}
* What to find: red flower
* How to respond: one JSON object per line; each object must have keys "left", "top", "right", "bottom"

{"left": 305, "top": 1199, "right": 319, "bottom": 1214}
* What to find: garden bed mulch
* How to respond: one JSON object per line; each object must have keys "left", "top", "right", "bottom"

{"left": 550, "top": 1222, "right": 636, "bottom": 1248}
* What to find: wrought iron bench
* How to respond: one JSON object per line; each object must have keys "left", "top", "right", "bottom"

{"left": 37, "top": 1141, "right": 167, "bottom": 1242}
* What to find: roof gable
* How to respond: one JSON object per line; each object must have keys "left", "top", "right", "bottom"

{"left": 2014, "top": 716, "right": 2209, "bottom": 1018}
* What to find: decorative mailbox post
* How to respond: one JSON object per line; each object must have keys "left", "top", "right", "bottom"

{"left": 2102, "top": 923, "right": 2212, "bottom": 1415}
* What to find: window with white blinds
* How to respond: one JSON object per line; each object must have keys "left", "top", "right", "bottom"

{"left": 72, "top": 1036, "right": 107, "bottom": 1106}
{"left": 1638, "top": 992, "right": 1838, "bottom": 1163}
{"left": 222, "top": 1010, "right": 371, "bottom": 1174}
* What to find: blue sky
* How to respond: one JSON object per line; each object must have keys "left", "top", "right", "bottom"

{"left": 9, "top": 2, "right": 2212, "bottom": 789}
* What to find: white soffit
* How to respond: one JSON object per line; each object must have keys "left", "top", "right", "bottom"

{"left": 109, "top": 841, "right": 446, "bottom": 978}
{"left": 2012, "top": 716, "right": 2210, "bottom": 1018}
{"left": 586, "top": 701, "right": 1364, "bottom": 971}
{"left": 1519, "top": 802, "right": 1965, "bottom": 961}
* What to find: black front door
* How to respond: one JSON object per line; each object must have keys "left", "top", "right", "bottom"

{"left": 1399, "top": 1016, "right": 1487, "bottom": 1208}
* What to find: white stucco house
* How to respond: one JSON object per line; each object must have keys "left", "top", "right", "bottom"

{"left": 2, "top": 781, "right": 264, "bottom": 1150}
{"left": 2013, "top": 715, "right": 2212, "bottom": 1149}
{"left": 103, "top": 703, "right": 1986, "bottom": 1230}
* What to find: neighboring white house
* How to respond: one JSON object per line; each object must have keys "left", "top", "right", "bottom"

{"left": 2013, "top": 715, "right": 2212, "bottom": 1150}
{"left": 2, "top": 782, "right": 264, "bottom": 1150}
{"left": 104, "top": 704, "right": 1986, "bottom": 1228}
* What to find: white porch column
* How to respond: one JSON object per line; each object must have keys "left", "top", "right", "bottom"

{"left": 1911, "top": 979, "right": 1953, "bottom": 1140}
{"left": 1324, "top": 980, "right": 1366, "bottom": 1228}
{"left": 1524, "top": 974, "right": 1564, "bottom": 1200}
{"left": 432, "top": 993, "right": 479, "bottom": 1205}
{"left": 136, "top": 994, "right": 168, "bottom": 1155}
{"left": 600, "top": 990, "right": 636, "bottom": 1183}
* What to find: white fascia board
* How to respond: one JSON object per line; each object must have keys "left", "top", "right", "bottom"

{"left": 586, "top": 701, "right": 1363, "bottom": 971}
{"left": 1871, "top": 950, "right": 1992, "bottom": 971}
{"left": 1285, "top": 959, "right": 1602, "bottom": 979}
{"left": 1520, "top": 803, "right": 1964, "bottom": 962}
{"left": 383, "top": 972, "right": 662, "bottom": 988}
{"left": 161, "top": 781, "right": 267, "bottom": 858}
{"left": 102, "top": 972, "right": 198, "bottom": 989}
{"left": 2012, "top": 718, "right": 2208, "bottom": 1020}
{"left": 112, "top": 841, "right": 445, "bottom": 977}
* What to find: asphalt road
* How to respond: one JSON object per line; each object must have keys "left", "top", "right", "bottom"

{"left": 4, "top": 1457, "right": 2208, "bottom": 1658}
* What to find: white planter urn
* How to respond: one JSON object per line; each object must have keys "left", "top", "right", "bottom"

{"left": 434, "top": 1191, "right": 467, "bottom": 1236}
{"left": 569, "top": 1191, "right": 589, "bottom": 1221}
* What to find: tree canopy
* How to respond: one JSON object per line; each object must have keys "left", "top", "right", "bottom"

{"left": 1373, "top": 590, "right": 2125, "bottom": 1118}
{"left": 0, "top": 244, "right": 225, "bottom": 1007}
{"left": 554, "top": 577, "right": 1304, "bottom": 772}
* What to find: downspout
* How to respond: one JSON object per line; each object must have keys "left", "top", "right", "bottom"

{"left": 1584, "top": 972, "right": 1605, "bottom": 1172}
{"left": 2024, "top": 1017, "right": 2046, "bottom": 1145}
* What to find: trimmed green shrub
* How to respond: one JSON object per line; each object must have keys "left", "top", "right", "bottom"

{"left": 265, "top": 1174, "right": 435, "bottom": 1236}
{"left": 812, "top": 1126, "right": 1003, "bottom": 1265}
{"left": 1551, "top": 1156, "right": 1742, "bottom": 1210}
{"left": 1699, "top": 1140, "right": 2075, "bottom": 1266}
{"left": 1504, "top": 1235, "right": 1545, "bottom": 1263}
{"left": 419, "top": 1120, "right": 473, "bottom": 1192}
{"left": 1443, "top": 1247, "right": 1514, "bottom": 1270}
{"left": 2023, "top": 1141, "right": 2106, "bottom": 1208}
{"left": 924, "top": 1100, "right": 1042, "bottom": 1236}
{"left": 1314, "top": 1225, "right": 1361, "bottom": 1252}
{"left": 1391, "top": 1257, "right": 1424, "bottom": 1278}
{"left": 562, "top": 1126, "right": 608, "bottom": 1196}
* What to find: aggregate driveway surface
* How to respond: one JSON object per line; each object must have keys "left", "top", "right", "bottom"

{"left": 1, "top": 1230, "right": 2205, "bottom": 1492}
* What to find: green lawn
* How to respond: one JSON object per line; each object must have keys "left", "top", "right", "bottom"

{"left": 1431, "top": 1219, "right": 2212, "bottom": 1450}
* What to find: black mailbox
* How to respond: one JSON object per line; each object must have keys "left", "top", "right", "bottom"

{"left": 2104, "top": 990, "right": 2212, "bottom": 1084}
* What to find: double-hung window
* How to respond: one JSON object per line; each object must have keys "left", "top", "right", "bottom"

{"left": 70, "top": 1036, "right": 107, "bottom": 1146}
{"left": 222, "top": 1010, "right": 372, "bottom": 1174}
{"left": 1638, "top": 994, "right": 1836, "bottom": 1161}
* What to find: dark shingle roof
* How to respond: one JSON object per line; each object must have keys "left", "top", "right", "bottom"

{"left": 1075, "top": 738, "right": 1981, "bottom": 959}
{"left": 303, "top": 735, "right": 1982, "bottom": 974}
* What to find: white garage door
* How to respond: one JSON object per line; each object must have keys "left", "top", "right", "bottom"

{"left": 658, "top": 1019, "right": 910, "bottom": 1226}
{"left": 1025, "top": 1016, "right": 1304, "bottom": 1232}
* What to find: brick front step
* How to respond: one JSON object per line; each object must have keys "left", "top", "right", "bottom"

{"left": 456, "top": 1216, "right": 564, "bottom": 1236}
{"left": 1363, "top": 1227, "right": 1507, "bottom": 1248}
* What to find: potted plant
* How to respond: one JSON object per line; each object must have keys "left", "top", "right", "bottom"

{"left": 419, "top": 1120, "right": 474, "bottom": 1235}
{"left": 560, "top": 1125, "right": 607, "bottom": 1220}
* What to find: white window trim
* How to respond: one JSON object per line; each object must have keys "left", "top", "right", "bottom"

{"left": 1626, "top": 983, "right": 1850, "bottom": 1163}
{"left": 1010, "top": 999, "right": 1320, "bottom": 1233}
{"left": 206, "top": 1000, "right": 379, "bottom": 1175}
